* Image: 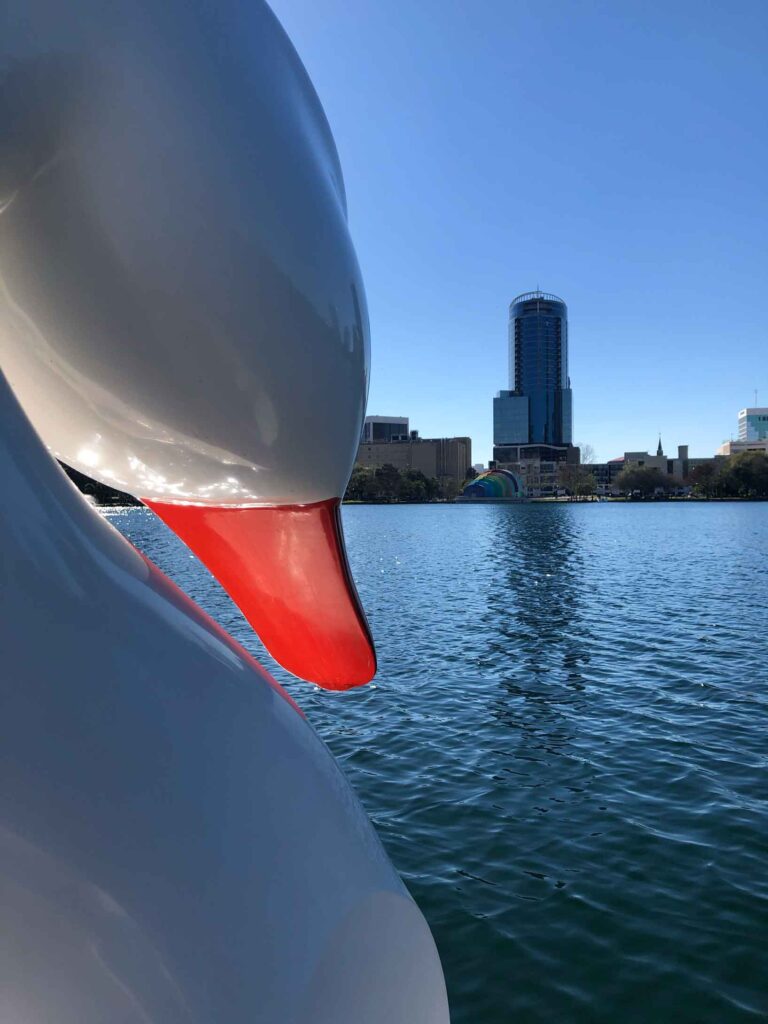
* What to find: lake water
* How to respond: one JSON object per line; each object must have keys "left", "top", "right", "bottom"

{"left": 106, "top": 502, "right": 768, "bottom": 1023}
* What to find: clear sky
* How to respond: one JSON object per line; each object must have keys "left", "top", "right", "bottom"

{"left": 270, "top": 0, "right": 767, "bottom": 464}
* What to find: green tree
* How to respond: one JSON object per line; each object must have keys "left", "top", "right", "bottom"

{"left": 440, "top": 479, "right": 460, "bottom": 500}
{"left": 722, "top": 451, "right": 768, "bottom": 497}
{"left": 576, "top": 471, "right": 597, "bottom": 498}
{"left": 425, "top": 476, "right": 441, "bottom": 500}
{"left": 374, "top": 463, "right": 401, "bottom": 501}
{"left": 688, "top": 461, "right": 724, "bottom": 497}
{"left": 615, "top": 465, "right": 670, "bottom": 497}
{"left": 688, "top": 453, "right": 768, "bottom": 499}
{"left": 558, "top": 462, "right": 596, "bottom": 499}
{"left": 344, "top": 466, "right": 380, "bottom": 501}
{"left": 399, "top": 469, "right": 434, "bottom": 502}
{"left": 398, "top": 476, "right": 428, "bottom": 502}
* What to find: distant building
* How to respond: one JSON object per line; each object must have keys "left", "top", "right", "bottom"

{"left": 717, "top": 439, "right": 768, "bottom": 457}
{"left": 356, "top": 434, "right": 472, "bottom": 488}
{"left": 714, "top": 407, "right": 768, "bottom": 456}
{"left": 738, "top": 407, "right": 768, "bottom": 442}
{"left": 622, "top": 436, "right": 672, "bottom": 474}
{"left": 491, "top": 444, "right": 579, "bottom": 498}
{"left": 494, "top": 443, "right": 578, "bottom": 465}
{"left": 493, "top": 391, "right": 529, "bottom": 445}
{"left": 492, "top": 290, "right": 576, "bottom": 489}
{"left": 362, "top": 415, "right": 409, "bottom": 443}
{"left": 588, "top": 440, "right": 716, "bottom": 495}
{"left": 589, "top": 458, "right": 626, "bottom": 494}
{"left": 493, "top": 290, "right": 573, "bottom": 450}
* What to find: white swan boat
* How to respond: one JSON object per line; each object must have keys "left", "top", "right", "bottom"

{"left": 0, "top": 1, "right": 449, "bottom": 1019}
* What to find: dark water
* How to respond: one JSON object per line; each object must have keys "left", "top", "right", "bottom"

{"left": 106, "top": 502, "right": 768, "bottom": 1023}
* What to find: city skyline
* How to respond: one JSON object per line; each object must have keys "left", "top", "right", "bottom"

{"left": 362, "top": 392, "right": 763, "bottom": 467}
{"left": 270, "top": 0, "right": 767, "bottom": 464}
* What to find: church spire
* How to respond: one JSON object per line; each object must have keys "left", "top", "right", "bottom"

{"left": 657, "top": 435, "right": 664, "bottom": 457}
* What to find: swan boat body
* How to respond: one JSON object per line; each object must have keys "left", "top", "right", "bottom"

{"left": 0, "top": 1, "right": 450, "bottom": 1019}
{"left": 0, "top": 374, "right": 448, "bottom": 1022}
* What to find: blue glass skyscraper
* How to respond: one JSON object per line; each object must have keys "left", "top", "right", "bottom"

{"left": 493, "top": 290, "right": 573, "bottom": 449}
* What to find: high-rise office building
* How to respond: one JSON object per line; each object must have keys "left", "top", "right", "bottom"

{"left": 492, "top": 290, "right": 576, "bottom": 495}
{"left": 738, "top": 408, "right": 768, "bottom": 442}
{"left": 494, "top": 290, "right": 573, "bottom": 448}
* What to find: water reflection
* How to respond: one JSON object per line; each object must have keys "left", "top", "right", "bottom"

{"left": 486, "top": 504, "right": 590, "bottom": 669}
{"left": 482, "top": 506, "right": 593, "bottom": 762}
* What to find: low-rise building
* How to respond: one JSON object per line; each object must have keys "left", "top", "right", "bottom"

{"left": 623, "top": 441, "right": 698, "bottom": 481}
{"left": 491, "top": 443, "right": 579, "bottom": 498}
{"left": 361, "top": 415, "right": 409, "bottom": 443}
{"left": 715, "top": 405, "right": 768, "bottom": 456}
{"left": 716, "top": 439, "right": 768, "bottom": 457}
{"left": 588, "top": 440, "right": 717, "bottom": 494}
{"left": 356, "top": 433, "right": 472, "bottom": 489}
{"left": 589, "top": 458, "right": 625, "bottom": 495}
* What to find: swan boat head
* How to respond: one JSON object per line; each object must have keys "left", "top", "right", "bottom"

{"left": 0, "top": 0, "right": 375, "bottom": 687}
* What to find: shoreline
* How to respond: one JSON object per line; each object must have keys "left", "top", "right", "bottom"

{"left": 85, "top": 495, "right": 768, "bottom": 509}
{"left": 341, "top": 496, "right": 768, "bottom": 506}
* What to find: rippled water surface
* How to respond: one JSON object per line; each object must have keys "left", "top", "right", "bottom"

{"left": 107, "top": 502, "right": 768, "bottom": 1023}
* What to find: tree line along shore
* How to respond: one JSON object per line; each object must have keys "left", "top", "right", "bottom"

{"left": 346, "top": 452, "right": 768, "bottom": 503}
{"left": 560, "top": 450, "right": 768, "bottom": 501}
{"left": 345, "top": 452, "right": 768, "bottom": 503}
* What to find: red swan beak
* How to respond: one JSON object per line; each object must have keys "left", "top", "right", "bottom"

{"left": 143, "top": 498, "right": 376, "bottom": 690}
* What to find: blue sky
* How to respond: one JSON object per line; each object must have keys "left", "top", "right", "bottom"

{"left": 270, "top": 0, "right": 767, "bottom": 464}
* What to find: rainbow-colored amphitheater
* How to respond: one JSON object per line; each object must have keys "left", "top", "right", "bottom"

{"left": 461, "top": 469, "right": 524, "bottom": 500}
